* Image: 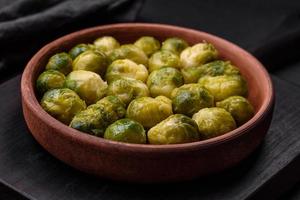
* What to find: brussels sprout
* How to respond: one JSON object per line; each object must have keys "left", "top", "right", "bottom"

{"left": 181, "top": 60, "right": 240, "bottom": 84}
{"left": 147, "top": 67, "right": 184, "bottom": 98}
{"left": 70, "top": 96, "right": 126, "bottom": 136}
{"left": 171, "top": 84, "right": 214, "bottom": 117}
{"left": 134, "top": 36, "right": 161, "bottom": 56}
{"left": 216, "top": 96, "right": 254, "bottom": 125}
{"left": 181, "top": 67, "right": 204, "bottom": 84}
{"left": 126, "top": 96, "right": 173, "bottom": 128}
{"left": 70, "top": 104, "right": 107, "bottom": 136}
{"left": 104, "top": 118, "right": 146, "bottom": 144}
{"left": 68, "top": 43, "right": 91, "bottom": 59}
{"left": 96, "top": 95, "right": 126, "bottom": 124}
{"left": 148, "top": 50, "right": 180, "bottom": 72}
{"left": 109, "top": 44, "right": 148, "bottom": 66}
{"left": 161, "top": 37, "right": 189, "bottom": 55}
{"left": 148, "top": 114, "right": 200, "bottom": 144}
{"left": 65, "top": 70, "right": 107, "bottom": 105}
{"left": 105, "top": 59, "right": 148, "bottom": 83}
{"left": 45, "top": 52, "right": 72, "bottom": 75}
{"left": 192, "top": 107, "right": 236, "bottom": 139}
{"left": 107, "top": 77, "right": 149, "bottom": 105}
{"left": 41, "top": 88, "right": 86, "bottom": 124}
{"left": 36, "top": 70, "right": 65, "bottom": 94}
{"left": 199, "top": 60, "right": 240, "bottom": 77}
{"left": 93, "top": 36, "right": 120, "bottom": 54}
{"left": 73, "top": 50, "right": 109, "bottom": 76}
{"left": 180, "top": 42, "right": 218, "bottom": 68}
{"left": 198, "top": 75, "right": 248, "bottom": 101}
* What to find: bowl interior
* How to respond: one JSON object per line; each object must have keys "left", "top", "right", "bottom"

{"left": 24, "top": 23, "right": 273, "bottom": 149}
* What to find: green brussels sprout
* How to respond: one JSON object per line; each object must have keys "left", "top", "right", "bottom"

{"left": 199, "top": 60, "right": 240, "bottom": 77}
{"left": 171, "top": 84, "right": 214, "bottom": 117}
{"left": 181, "top": 60, "right": 240, "bottom": 84}
{"left": 73, "top": 50, "right": 109, "bottom": 76}
{"left": 68, "top": 43, "right": 91, "bottom": 59}
{"left": 192, "top": 107, "right": 236, "bottom": 139}
{"left": 109, "top": 44, "right": 148, "bottom": 66}
{"left": 104, "top": 118, "right": 146, "bottom": 144}
{"left": 107, "top": 77, "right": 149, "bottom": 105}
{"left": 148, "top": 114, "right": 200, "bottom": 144}
{"left": 198, "top": 75, "right": 248, "bottom": 101}
{"left": 96, "top": 95, "right": 126, "bottom": 124}
{"left": 93, "top": 36, "right": 120, "bottom": 54}
{"left": 41, "top": 88, "right": 86, "bottom": 124}
{"left": 161, "top": 37, "right": 189, "bottom": 55}
{"left": 134, "top": 36, "right": 161, "bottom": 56}
{"left": 216, "top": 96, "right": 254, "bottom": 125}
{"left": 126, "top": 96, "right": 173, "bottom": 129}
{"left": 181, "top": 67, "right": 204, "bottom": 84}
{"left": 147, "top": 67, "right": 184, "bottom": 98}
{"left": 180, "top": 42, "right": 218, "bottom": 68}
{"left": 105, "top": 59, "right": 148, "bottom": 83}
{"left": 70, "top": 96, "right": 126, "bottom": 136}
{"left": 148, "top": 50, "right": 180, "bottom": 72}
{"left": 70, "top": 104, "right": 107, "bottom": 137}
{"left": 36, "top": 70, "right": 65, "bottom": 94}
{"left": 45, "top": 52, "right": 72, "bottom": 75}
{"left": 65, "top": 70, "right": 107, "bottom": 105}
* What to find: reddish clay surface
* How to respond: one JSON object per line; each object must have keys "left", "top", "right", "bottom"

{"left": 21, "top": 23, "right": 274, "bottom": 182}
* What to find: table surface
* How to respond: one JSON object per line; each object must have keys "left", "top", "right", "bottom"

{"left": 1, "top": 0, "right": 300, "bottom": 199}
{"left": 0, "top": 72, "right": 300, "bottom": 200}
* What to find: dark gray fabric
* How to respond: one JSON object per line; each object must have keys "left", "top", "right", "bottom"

{"left": 0, "top": 0, "right": 143, "bottom": 82}
{"left": 137, "top": 0, "right": 300, "bottom": 71}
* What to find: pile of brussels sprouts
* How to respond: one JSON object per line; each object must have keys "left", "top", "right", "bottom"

{"left": 37, "top": 35, "right": 254, "bottom": 144}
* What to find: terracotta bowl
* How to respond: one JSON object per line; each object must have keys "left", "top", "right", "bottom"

{"left": 21, "top": 23, "right": 274, "bottom": 183}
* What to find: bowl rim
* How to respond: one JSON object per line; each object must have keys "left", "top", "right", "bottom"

{"left": 21, "top": 23, "right": 274, "bottom": 154}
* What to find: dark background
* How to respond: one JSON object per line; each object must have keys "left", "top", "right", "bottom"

{"left": 0, "top": 0, "right": 300, "bottom": 199}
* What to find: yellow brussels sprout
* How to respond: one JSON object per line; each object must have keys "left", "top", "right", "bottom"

{"left": 104, "top": 118, "right": 146, "bottom": 144}
{"left": 148, "top": 114, "right": 200, "bottom": 144}
{"left": 161, "top": 37, "right": 189, "bottom": 55}
{"left": 93, "top": 36, "right": 120, "bottom": 54}
{"left": 107, "top": 77, "right": 149, "bottom": 105}
{"left": 70, "top": 96, "right": 126, "bottom": 137}
{"left": 45, "top": 52, "right": 72, "bottom": 75}
{"left": 36, "top": 70, "right": 65, "bottom": 94}
{"left": 147, "top": 67, "right": 184, "bottom": 98}
{"left": 126, "top": 96, "right": 173, "bottom": 128}
{"left": 41, "top": 88, "right": 86, "bottom": 124}
{"left": 109, "top": 44, "right": 148, "bottom": 66}
{"left": 65, "top": 70, "right": 107, "bottom": 105}
{"left": 171, "top": 84, "right": 214, "bottom": 117}
{"left": 180, "top": 42, "right": 218, "bottom": 68}
{"left": 148, "top": 50, "right": 180, "bottom": 72}
{"left": 216, "top": 96, "right": 254, "bottom": 125}
{"left": 68, "top": 43, "right": 91, "bottom": 59}
{"left": 72, "top": 50, "right": 109, "bottom": 76}
{"left": 134, "top": 36, "right": 161, "bottom": 56}
{"left": 198, "top": 75, "right": 248, "bottom": 101}
{"left": 192, "top": 107, "right": 236, "bottom": 139}
{"left": 105, "top": 59, "right": 148, "bottom": 83}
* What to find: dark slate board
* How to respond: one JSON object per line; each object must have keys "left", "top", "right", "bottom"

{"left": 0, "top": 74, "right": 300, "bottom": 200}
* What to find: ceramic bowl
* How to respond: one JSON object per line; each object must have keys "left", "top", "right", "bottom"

{"left": 21, "top": 23, "right": 274, "bottom": 182}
